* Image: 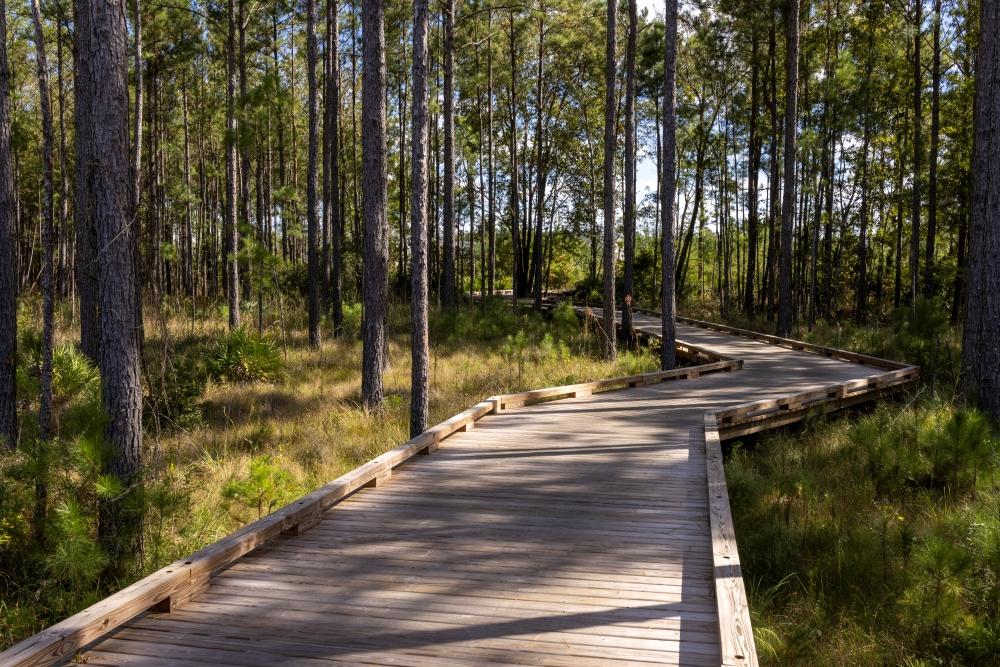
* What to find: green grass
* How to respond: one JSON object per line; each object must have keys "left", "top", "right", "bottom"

{"left": 722, "top": 310, "right": 999, "bottom": 666}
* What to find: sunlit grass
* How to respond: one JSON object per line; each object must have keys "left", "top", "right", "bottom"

{"left": 729, "top": 396, "right": 1000, "bottom": 665}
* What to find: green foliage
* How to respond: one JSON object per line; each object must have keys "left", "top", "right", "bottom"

{"left": 889, "top": 298, "right": 958, "bottom": 386}
{"left": 46, "top": 500, "right": 108, "bottom": 589}
{"left": 206, "top": 329, "right": 284, "bottom": 384}
{"left": 52, "top": 345, "right": 101, "bottom": 402}
{"left": 145, "top": 348, "right": 208, "bottom": 432}
{"left": 341, "top": 303, "right": 363, "bottom": 339}
{"left": 854, "top": 407, "right": 995, "bottom": 496}
{"left": 430, "top": 296, "right": 518, "bottom": 343}
{"left": 222, "top": 455, "right": 301, "bottom": 522}
{"left": 501, "top": 331, "right": 570, "bottom": 383}
{"left": 730, "top": 398, "right": 1000, "bottom": 665}
{"left": 571, "top": 276, "right": 603, "bottom": 305}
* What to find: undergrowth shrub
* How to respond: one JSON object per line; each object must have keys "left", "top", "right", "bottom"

{"left": 145, "top": 348, "right": 207, "bottom": 432}
{"left": 888, "top": 298, "right": 958, "bottom": 387}
{"left": 430, "top": 296, "right": 518, "bottom": 342}
{"left": 341, "top": 303, "right": 363, "bottom": 339}
{"left": 206, "top": 329, "right": 284, "bottom": 384}
{"left": 221, "top": 454, "right": 302, "bottom": 522}
{"left": 729, "top": 398, "right": 1000, "bottom": 665}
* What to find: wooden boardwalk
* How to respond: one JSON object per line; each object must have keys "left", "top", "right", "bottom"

{"left": 1, "top": 313, "right": 917, "bottom": 667}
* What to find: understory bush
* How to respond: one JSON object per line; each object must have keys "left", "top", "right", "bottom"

{"left": 728, "top": 399, "right": 1000, "bottom": 665}
{"left": 206, "top": 329, "right": 284, "bottom": 384}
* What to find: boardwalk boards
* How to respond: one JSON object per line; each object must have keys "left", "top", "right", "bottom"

{"left": 0, "top": 312, "right": 916, "bottom": 667}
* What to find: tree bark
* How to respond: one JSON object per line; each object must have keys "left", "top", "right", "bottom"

{"left": 743, "top": 31, "right": 760, "bottom": 319}
{"left": 508, "top": 10, "right": 520, "bottom": 307}
{"left": 307, "top": 0, "right": 321, "bottom": 347}
{"left": 130, "top": 0, "right": 143, "bottom": 342}
{"left": 486, "top": 12, "right": 495, "bottom": 297}
{"left": 622, "top": 0, "right": 637, "bottom": 347}
{"left": 924, "top": 0, "right": 941, "bottom": 299}
{"left": 601, "top": 0, "right": 617, "bottom": 360}
{"left": 409, "top": 0, "right": 429, "bottom": 436}
{"left": 910, "top": 0, "right": 923, "bottom": 304}
{"left": 0, "top": 0, "right": 15, "bottom": 449}
{"left": 361, "top": 0, "right": 388, "bottom": 409}
{"left": 660, "top": 0, "right": 677, "bottom": 370}
{"left": 531, "top": 5, "right": 546, "bottom": 311}
{"left": 226, "top": 0, "right": 240, "bottom": 329}
{"left": 328, "top": 0, "right": 344, "bottom": 337}
{"left": 81, "top": 0, "right": 144, "bottom": 565}
{"left": 30, "top": 0, "right": 55, "bottom": 540}
{"left": 441, "top": 0, "right": 456, "bottom": 308}
{"left": 74, "top": 0, "right": 100, "bottom": 361}
{"left": 777, "top": 0, "right": 798, "bottom": 337}
{"left": 961, "top": 0, "right": 1000, "bottom": 421}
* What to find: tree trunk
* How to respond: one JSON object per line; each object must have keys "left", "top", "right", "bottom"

{"left": 0, "top": 0, "right": 15, "bottom": 449}
{"left": 130, "top": 0, "right": 143, "bottom": 342}
{"left": 660, "top": 0, "right": 677, "bottom": 370}
{"left": 30, "top": 0, "right": 55, "bottom": 539}
{"left": 441, "top": 0, "right": 456, "bottom": 308}
{"left": 486, "top": 13, "right": 495, "bottom": 297}
{"left": 961, "top": 0, "right": 1000, "bottom": 421}
{"left": 328, "top": 0, "right": 344, "bottom": 337}
{"left": 924, "top": 0, "right": 940, "bottom": 299}
{"left": 855, "top": 18, "right": 877, "bottom": 324}
{"left": 744, "top": 31, "right": 760, "bottom": 319}
{"left": 763, "top": 18, "right": 779, "bottom": 317}
{"left": 531, "top": 5, "right": 546, "bottom": 311}
{"left": 777, "top": 0, "right": 798, "bottom": 337}
{"left": 74, "top": 0, "right": 100, "bottom": 362}
{"left": 950, "top": 182, "right": 968, "bottom": 324}
{"left": 82, "top": 0, "right": 144, "bottom": 566}
{"left": 621, "top": 0, "right": 637, "bottom": 347}
{"left": 409, "top": 0, "right": 429, "bottom": 436}
{"left": 910, "top": 0, "right": 923, "bottom": 304}
{"left": 361, "top": 0, "right": 388, "bottom": 409}
{"left": 226, "top": 0, "right": 240, "bottom": 329}
{"left": 508, "top": 10, "right": 519, "bottom": 307}
{"left": 56, "top": 22, "right": 68, "bottom": 301}
{"left": 601, "top": 0, "right": 617, "bottom": 360}
{"left": 307, "top": 0, "right": 321, "bottom": 347}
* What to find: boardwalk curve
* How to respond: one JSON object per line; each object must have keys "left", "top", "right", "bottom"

{"left": 0, "top": 312, "right": 917, "bottom": 667}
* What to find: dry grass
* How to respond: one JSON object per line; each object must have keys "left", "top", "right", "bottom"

{"left": 143, "top": 299, "right": 659, "bottom": 561}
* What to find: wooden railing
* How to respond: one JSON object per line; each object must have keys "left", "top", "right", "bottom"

{"left": 674, "top": 314, "right": 910, "bottom": 369}
{"left": 701, "top": 363, "right": 918, "bottom": 667}
{"left": 0, "top": 343, "right": 737, "bottom": 667}
{"left": 715, "top": 366, "right": 920, "bottom": 439}
{"left": 703, "top": 411, "right": 756, "bottom": 666}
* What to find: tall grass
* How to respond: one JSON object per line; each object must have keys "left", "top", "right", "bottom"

{"left": 728, "top": 398, "right": 1000, "bottom": 665}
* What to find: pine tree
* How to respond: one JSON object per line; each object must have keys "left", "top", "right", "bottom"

{"left": 961, "top": 0, "right": 1000, "bottom": 421}
{"left": 361, "top": 0, "right": 388, "bottom": 410}
{"left": 660, "top": 0, "right": 678, "bottom": 370}
{"left": 409, "top": 0, "right": 430, "bottom": 436}
{"left": 601, "top": 0, "right": 618, "bottom": 360}
{"left": 0, "top": 0, "right": 15, "bottom": 449}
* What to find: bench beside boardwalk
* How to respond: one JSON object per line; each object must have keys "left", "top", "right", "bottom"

{"left": 0, "top": 312, "right": 917, "bottom": 667}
